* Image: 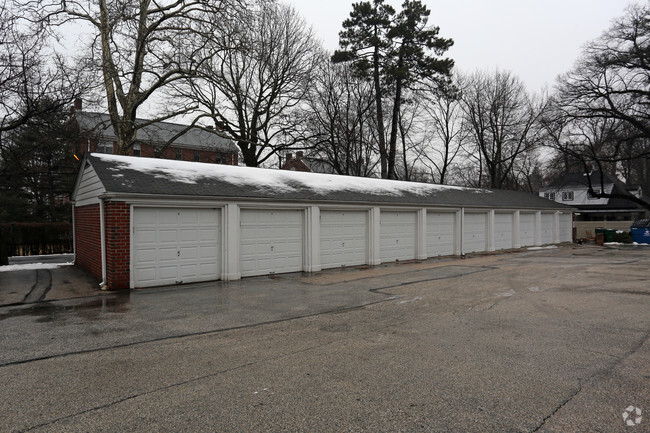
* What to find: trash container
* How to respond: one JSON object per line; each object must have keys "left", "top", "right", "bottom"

{"left": 604, "top": 228, "right": 617, "bottom": 242}
{"left": 631, "top": 218, "right": 650, "bottom": 244}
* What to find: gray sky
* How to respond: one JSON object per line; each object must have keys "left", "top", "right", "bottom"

{"left": 286, "top": 0, "right": 634, "bottom": 92}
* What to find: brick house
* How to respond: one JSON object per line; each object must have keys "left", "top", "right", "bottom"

{"left": 281, "top": 151, "right": 311, "bottom": 172}
{"left": 70, "top": 99, "right": 239, "bottom": 165}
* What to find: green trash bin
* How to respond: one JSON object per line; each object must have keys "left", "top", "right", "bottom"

{"left": 604, "top": 229, "right": 616, "bottom": 242}
{"left": 595, "top": 228, "right": 605, "bottom": 239}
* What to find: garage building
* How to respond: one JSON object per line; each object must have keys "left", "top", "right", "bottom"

{"left": 72, "top": 154, "right": 574, "bottom": 290}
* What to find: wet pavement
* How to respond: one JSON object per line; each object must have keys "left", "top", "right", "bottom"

{"left": 0, "top": 263, "right": 100, "bottom": 307}
{"left": 1, "top": 245, "right": 649, "bottom": 432}
{"left": 0, "top": 263, "right": 490, "bottom": 365}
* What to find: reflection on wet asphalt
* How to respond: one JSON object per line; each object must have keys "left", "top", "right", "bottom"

{"left": 0, "top": 264, "right": 491, "bottom": 366}
{"left": 0, "top": 293, "right": 131, "bottom": 323}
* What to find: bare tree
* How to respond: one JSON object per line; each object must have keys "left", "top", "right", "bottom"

{"left": 460, "top": 70, "right": 545, "bottom": 189}
{"left": 0, "top": 1, "right": 86, "bottom": 135}
{"left": 556, "top": 2, "right": 650, "bottom": 141}
{"left": 419, "top": 84, "right": 465, "bottom": 184}
{"left": 23, "top": 0, "right": 241, "bottom": 154}
{"left": 542, "top": 99, "right": 650, "bottom": 210}
{"left": 171, "top": 2, "right": 319, "bottom": 167}
{"left": 548, "top": 3, "right": 650, "bottom": 209}
{"left": 302, "top": 60, "right": 378, "bottom": 176}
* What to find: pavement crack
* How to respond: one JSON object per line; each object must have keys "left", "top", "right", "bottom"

{"left": 530, "top": 329, "right": 650, "bottom": 432}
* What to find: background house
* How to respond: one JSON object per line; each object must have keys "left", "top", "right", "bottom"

{"left": 539, "top": 171, "right": 649, "bottom": 238}
{"left": 70, "top": 99, "right": 239, "bottom": 165}
{"left": 281, "top": 151, "right": 311, "bottom": 172}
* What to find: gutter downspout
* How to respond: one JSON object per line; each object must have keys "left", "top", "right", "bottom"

{"left": 460, "top": 207, "right": 465, "bottom": 258}
{"left": 99, "top": 198, "right": 107, "bottom": 290}
{"left": 71, "top": 200, "right": 76, "bottom": 263}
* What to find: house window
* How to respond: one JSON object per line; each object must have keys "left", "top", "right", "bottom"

{"left": 561, "top": 191, "right": 574, "bottom": 201}
{"left": 193, "top": 150, "right": 201, "bottom": 162}
{"left": 588, "top": 189, "right": 603, "bottom": 199}
{"left": 544, "top": 192, "right": 555, "bottom": 201}
{"left": 215, "top": 152, "right": 227, "bottom": 164}
{"left": 133, "top": 143, "right": 141, "bottom": 157}
{"left": 175, "top": 148, "right": 183, "bottom": 160}
{"left": 97, "top": 142, "right": 113, "bottom": 154}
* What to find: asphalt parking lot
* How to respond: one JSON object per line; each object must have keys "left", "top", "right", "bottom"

{"left": 1, "top": 244, "right": 648, "bottom": 432}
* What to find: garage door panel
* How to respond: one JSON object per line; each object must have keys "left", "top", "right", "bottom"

{"left": 427, "top": 212, "right": 455, "bottom": 257}
{"left": 463, "top": 213, "right": 487, "bottom": 253}
{"left": 133, "top": 207, "right": 221, "bottom": 288}
{"left": 559, "top": 214, "right": 572, "bottom": 242}
{"left": 520, "top": 213, "right": 535, "bottom": 246}
{"left": 320, "top": 211, "right": 368, "bottom": 269}
{"left": 541, "top": 214, "right": 553, "bottom": 244}
{"left": 134, "top": 229, "right": 156, "bottom": 244}
{"left": 240, "top": 209, "right": 304, "bottom": 277}
{"left": 157, "top": 209, "right": 178, "bottom": 224}
{"left": 495, "top": 213, "right": 513, "bottom": 250}
{"left": 380, "top": 211, "right": 416, "bottom": 262}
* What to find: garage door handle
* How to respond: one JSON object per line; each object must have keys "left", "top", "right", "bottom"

{"left": 177, "top": 251, "right": 180, "bottom": 257}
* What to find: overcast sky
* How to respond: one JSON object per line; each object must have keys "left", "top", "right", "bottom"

{"left": 286, "top": 0, "right": 634, "bottom": 93}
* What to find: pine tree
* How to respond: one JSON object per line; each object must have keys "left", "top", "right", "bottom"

{"left": 333, "top": 0, "right": 453, "bottom": 179}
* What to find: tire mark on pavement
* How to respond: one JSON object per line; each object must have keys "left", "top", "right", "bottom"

{"left": 22, "top": 269, "right": 52, "bottom": 304}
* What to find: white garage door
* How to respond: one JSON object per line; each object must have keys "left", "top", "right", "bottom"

{"left": 541, "top": 213, "right": 554, "bottom": 244}
{"left": 427, "top": 212, "right": 455, "bottom": 257}
{"left": 559, "top": 213, "right": 572, "bottom": 242}
{"left": 240, "top": 209, "right": 303, "bottom": 277}
{"left": 380, "top": 211, "right": 417, "bottom": 262}
{"left": 495, "top": 213, "right": 514, "bottom": 250}
{"left": 463, "top": 212, "right": 487, "bottom": 253}
{"left": 320, "top": 210, "right": 367, "bottom": 269}
{"left": 520, "top": 213, "right": 536, "bottom": 247}
{"left": 133, "top": 207, "right": 221, "bottom": 288}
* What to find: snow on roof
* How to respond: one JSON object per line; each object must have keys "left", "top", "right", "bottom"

{"left": 83, "top": 154, "right": 571, "bottom": 210}
{"left": 93, "top": 153, "right": 475, "bottom": 197}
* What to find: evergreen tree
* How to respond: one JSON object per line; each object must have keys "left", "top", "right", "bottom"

{"left": 0, "top": 100, "right": 79, "bottom": 222}
{"left": 333, "top": 0, "right": 453, "bottom": 179}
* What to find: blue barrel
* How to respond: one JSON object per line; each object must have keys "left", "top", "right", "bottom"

{"left": 631, "top": 227, "right": 650, "bottom": 243}
{"left": 631, "top": 219, "right": 650, "bottom": 243}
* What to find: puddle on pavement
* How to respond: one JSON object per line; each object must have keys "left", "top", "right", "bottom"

{"left": 0, "top": 294, "right": 131, "bottom": 323}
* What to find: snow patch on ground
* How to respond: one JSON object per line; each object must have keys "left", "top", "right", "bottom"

{"left": 398, "top": 296, "right": 423, "bottom": 304}
{"left": 0, "top": 262, "right": 74, "bottom": 272}
{"left": 527, "top": 246, "right": 558, "bottom": 250}
{"left": 527, "top": 286, "right": 540, "bottom": 292}
{"left": 95, "top": 153, "right": 479, "bottom": 196}
{"left": 496, "top": 289, "right": 516, "bottom": 297}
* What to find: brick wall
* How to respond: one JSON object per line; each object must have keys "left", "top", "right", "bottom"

{"left": 104, "top": 201, "right": 131, "bottom": 289}
{"left": 74, "top": 204, "right": 102, "bottom": 280}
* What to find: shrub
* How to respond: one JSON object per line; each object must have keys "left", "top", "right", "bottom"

{"left": 612, "top": 231, "right": 633, "bottom": 244}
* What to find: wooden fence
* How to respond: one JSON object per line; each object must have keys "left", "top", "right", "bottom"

{"left": 0, "top": 222, "right": 73, "bottom": 256}
{"left": 574, "top": 221, "right": 633, "bottom": 239}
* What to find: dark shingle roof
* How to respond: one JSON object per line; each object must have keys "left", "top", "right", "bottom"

{"left": 545, "top": 171, "right": 619, "bottom": 189}
{"left": 85, "top": 154, "right": 572, "bottom": 210}
{"left": 75, "top": 112, "right": 238, "bottom": 153}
